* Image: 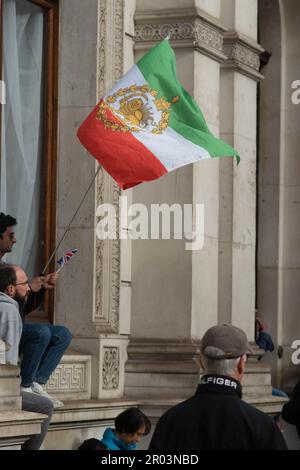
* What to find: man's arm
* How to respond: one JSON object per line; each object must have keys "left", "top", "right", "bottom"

{"left": 0, "top": 306, "right": 22, "bottom": 365}
{"left": 22, "top": 272, "right": 59, "bottom": 317}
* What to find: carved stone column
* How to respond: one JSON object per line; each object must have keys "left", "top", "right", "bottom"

{"left": 92, "top": 0, "right": 129, "bottom": 399}
{"left": 219, "top": 0, "right": 263, "bottom": 338}
{"left": 69, "top": 0, "right": 129, "bottom": 399}
{"left": 126, "top": 2, "right": 228, "bottom": 399}
{"left": 125, "top": 0, "right": 267, "bottom": 400}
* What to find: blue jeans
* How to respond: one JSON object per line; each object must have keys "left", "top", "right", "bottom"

{"left": 19, "top": 324, "right": 72, "bottom": 387}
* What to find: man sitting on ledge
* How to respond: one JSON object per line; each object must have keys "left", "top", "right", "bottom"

{"left": 0, "top": 264, "right": 53, "bottom": 450}
{"left": 0, "top": 212, "right": 72, "bottom": 408}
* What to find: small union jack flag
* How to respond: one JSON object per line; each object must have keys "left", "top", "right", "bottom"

{"left": 57, "top": 248, "right": 78, "bottom": 269}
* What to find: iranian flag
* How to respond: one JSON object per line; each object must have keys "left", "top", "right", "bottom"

{"left": 77, "top": 39, "right": 239, "bottom": 190}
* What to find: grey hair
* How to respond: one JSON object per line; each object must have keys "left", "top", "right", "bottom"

{"left": 201, "top": 346, "right": 244, "bottom": 376}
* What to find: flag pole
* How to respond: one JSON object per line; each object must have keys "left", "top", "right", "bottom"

{"left": 42, "top": 166, "right": 101, "bottom": 274}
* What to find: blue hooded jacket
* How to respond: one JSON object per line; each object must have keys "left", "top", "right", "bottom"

{"left": 100, "top": 428, "right": 137, "bottom": 450}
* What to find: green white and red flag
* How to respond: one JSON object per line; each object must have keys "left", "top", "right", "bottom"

{"left": 77, "top": 39, "right": 239, "bottom": 190}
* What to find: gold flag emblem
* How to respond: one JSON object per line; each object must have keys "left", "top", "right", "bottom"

{"left": 97, "top": 84, "right": 179, "bottom": 135}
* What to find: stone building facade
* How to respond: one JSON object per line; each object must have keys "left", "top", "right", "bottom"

{"left": 0, "top": 0, "right": 299, "bottom": 449}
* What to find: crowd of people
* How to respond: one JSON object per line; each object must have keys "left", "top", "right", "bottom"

{"left": 0, "top": 211, "right": 299, "bottom": 450}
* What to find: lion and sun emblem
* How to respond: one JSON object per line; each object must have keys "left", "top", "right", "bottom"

{"left": 97, "top": 84, "right": 179, "bottom": 135}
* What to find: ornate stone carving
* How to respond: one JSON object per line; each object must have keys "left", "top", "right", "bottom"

{"left": 135, "top": 17, "right": 226, "bottom": 62}
{"left": 114, "top": 1, "right": 125, "bottom": 82}
{"left": 102, "top": 347, "right": 119, "bottom": 390}
{"left": 135, "top": 15, "right": 264, "bottom": 75}
{"left": 194, "top": 19, "right": 223, "bottom": 54}
{"left": 135, "top": 22, "right": 194, "bottom": 42}
{"left": 95, "top": 0, "right": 123, "bottom": 333}
{"left": 46, "top": 364, "right": 86, "bottom": 392}
{"left": 222, "top": 33, "right": 264, "bottom": 81}
{"left": 98, "top": 0, "right": 124, "bottom": 94}
{"left": 98, "top": 1, "right": 106, "bottom": 97}
{"left": 223, "top": 44, "right": 260, "bottom": 71}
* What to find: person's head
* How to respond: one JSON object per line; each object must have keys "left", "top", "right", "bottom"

{"left": 199, "top": 324, "right": 253, "bottom": 383}
{"left": 77, "top": 438, "right": 103, "bottom": 450}
{"left": 114, "top": 407, "right": 151, "bottom": 446}
{"left": 0, "top": 265, "right": 30, "bottom": 303}
{"left": 0, "top": 213, "right": 17, "bottom": 257}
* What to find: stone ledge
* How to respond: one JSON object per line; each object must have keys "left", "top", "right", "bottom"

{"left": 135, "top": 7, "right": 226, "bottom": 31}
{"left": 50, "top": 399, "right": 139, "bottom": 428}
{"left": 49, "top": 391, "right": 287, "bottom": 430}
{"left": 222, "top": 31, "right": 264, "bottom": 81}
{"left": 134, "top": 6, "right": 264, "bottom": 75}
{"left": 42, "top": 395, "right": 287, "bottom": 449}
{"left": 134, "top": 7, "right": 226, "bottom": 63}
{"left": 0, "top": 410, "right": 46, "bottom": 443}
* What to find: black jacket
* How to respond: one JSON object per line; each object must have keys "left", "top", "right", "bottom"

{"left": 149, "top": 375, "right": 287, "bottom": 450}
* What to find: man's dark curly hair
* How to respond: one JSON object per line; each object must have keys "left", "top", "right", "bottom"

{"left": 0, "top": 213, "right": 17, "bottom": 238}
